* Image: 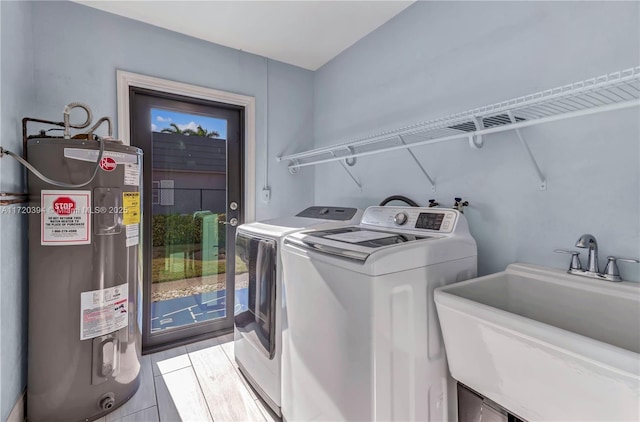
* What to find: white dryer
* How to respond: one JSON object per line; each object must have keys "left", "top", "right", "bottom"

{"left": 233, "top": 206, "right": 363, "bottom": 416}
{"left": 281, "top": 206, "right": 477, "bottom": 422}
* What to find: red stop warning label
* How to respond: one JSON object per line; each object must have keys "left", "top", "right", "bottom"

{"left": 42, "top": 190, "right": 91, "bottom": 246}
{"left": 53, "top": 197, "right": 76, "bottom": 215}
{"left": 99, "top": 157, "right": 117, "bottom": 171}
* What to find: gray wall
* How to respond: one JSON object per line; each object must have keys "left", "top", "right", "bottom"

{"left": 312, "top": 1, "right": 640, "bottom": 281}
{"left": 0, "top": 1, "right": 35, "bottom": 419}
{"left": 0, "top": 1, "right": 315, "bottom": 419}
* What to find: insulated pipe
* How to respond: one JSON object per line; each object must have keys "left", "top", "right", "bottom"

{"left": 63, "top": 102, "right": 93, "bottom": 139}
{"left": 86, "top": 117, "right": 114, "bottom": 140}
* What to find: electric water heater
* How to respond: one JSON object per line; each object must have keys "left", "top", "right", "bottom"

{"left": 24, "top": 104, "right": 143, "bottom": 422}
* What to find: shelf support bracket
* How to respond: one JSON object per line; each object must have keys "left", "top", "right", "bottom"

{"left": 507, "top": 111, "right": 547, "bottom": 190}
{"left": 469, "top": 117, "right": 485, "bottom": 149}
{"left": 288, "top": 159, "right": 300, "bottom": 174}
{"left": 344, "top": 146, "right": 357, "bottom": 167}
{"left": 398, "top": 135, "right": 436, "bottom": 192}
{"left": 330, "top": 151, "right": 362, "bottom": 190}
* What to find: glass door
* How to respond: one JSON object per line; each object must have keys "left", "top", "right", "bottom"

{"left": 130, "top": 88, "right": 243, "bottom": 351}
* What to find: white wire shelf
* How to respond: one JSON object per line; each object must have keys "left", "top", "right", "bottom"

{"left": 277, "top": 66, "right": 640, "bottom": 190}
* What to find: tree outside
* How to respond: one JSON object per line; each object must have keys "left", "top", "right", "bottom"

{"left": 161, "top": 123, "right": 220, "bottom": 138}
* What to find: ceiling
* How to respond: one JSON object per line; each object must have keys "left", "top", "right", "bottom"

{"left": 73, "top": 1, "right": 414, "bottom": 70}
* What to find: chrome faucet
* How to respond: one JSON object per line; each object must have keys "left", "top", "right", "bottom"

{"left": 555, "top": 233, "right": 639, "bottom": 282}
{"left": 575, "top": 234, "right": 598, "bottom": 273}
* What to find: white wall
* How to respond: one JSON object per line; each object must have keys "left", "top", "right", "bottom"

{"left": 0, "top": 1, "right": 35, "bottom": 419}
{"left": 312, "top": 1, "right": 640, "bottom": 280}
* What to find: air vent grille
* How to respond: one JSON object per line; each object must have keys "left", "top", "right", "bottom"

{"left": 448, "top": 121, "right": 477, "bottom": 132}
{"left": 484, "top": 114, "right": 525, "bottom": 128}
{"left": 448, "top": 114, "right": 526, "bottom": 133}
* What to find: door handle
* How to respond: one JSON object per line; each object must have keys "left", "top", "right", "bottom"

{"left": 221, "top": 217, "right": 238, "bottom": 227}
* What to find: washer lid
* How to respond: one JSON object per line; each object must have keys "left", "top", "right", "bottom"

{"left": 237, "top": 206, "right": 363, "bottom": 239}
{"left": 314, "top": 227, "right": 432, "bottom": 248}
{"left": 295, "top": 206, "right": 360, "bottom": 221}
{"left": 285, "top": 227, "right": 442, "bottom": 262}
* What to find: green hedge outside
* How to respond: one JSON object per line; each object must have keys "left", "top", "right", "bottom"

{"left": 152, "top": 212, "right": 226, "bottom": 248}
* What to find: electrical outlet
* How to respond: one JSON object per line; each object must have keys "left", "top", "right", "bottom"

{"left": 261, "top": 188, "right": 271, "bottom": 203}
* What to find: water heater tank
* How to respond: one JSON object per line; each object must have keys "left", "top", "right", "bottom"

{"left": 27, "top": 137, "right": 143, "bottom": 422}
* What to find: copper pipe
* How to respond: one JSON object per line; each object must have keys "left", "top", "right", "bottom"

{"left": 0, "top": 192, "right": 29, "bottom": 206}
{"left": 22, "top": 116, "right": 65, "bottom": 160}
{"left": 0, "top": 198, "right": 28, "bottom": 206}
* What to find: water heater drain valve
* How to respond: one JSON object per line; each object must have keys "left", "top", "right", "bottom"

{"left": 98, "top": 393, "right": 115, "bottom": 411}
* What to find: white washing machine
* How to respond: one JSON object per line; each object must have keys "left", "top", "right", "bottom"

{"left": 281, "top": 206, "right": 477, "bottom": 422}
{"left": 233, "top": 206, "right": 363, "bottom": 416}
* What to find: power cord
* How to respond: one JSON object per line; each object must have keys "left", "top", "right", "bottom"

{"left": 0, "top": 138, "right": 105, "bottom": 188}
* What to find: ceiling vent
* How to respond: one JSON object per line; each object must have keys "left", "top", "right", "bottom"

{"left": 448, "top": 113, "right": 525, "bottom": 133}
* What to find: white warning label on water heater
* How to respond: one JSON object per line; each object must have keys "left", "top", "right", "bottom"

{"left": 80, "top": 283, "right": 129, "bottom": 340}
{"left": 124, "top": 163, "right": 140, "bottom": 186}
{"left": 41, "top": 190, "right": 91, "bottom": 246}
{"left": 125, "top": 224, "right": 139, "bottom": 247}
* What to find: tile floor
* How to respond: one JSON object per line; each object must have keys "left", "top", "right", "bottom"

{"left": 95, "top": 333, "right": 279, "bottom": 422}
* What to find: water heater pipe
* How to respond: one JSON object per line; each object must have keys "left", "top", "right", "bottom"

{"left": 63, "top": 102, "right": 93, "bottom": 139}
{"left": 1, "top": 103, "right": 109, "bottom": 188}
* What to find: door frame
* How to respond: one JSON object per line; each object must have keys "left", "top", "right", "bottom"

{"left": 116, "top": 70, "right": 256, "bottom": 223}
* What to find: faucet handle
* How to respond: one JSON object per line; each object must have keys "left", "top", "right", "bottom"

{"left": 603, "top": 256, "right": 639, "bottom": 282}
{"left": 453, "top": 197, "right": 469, "bottom": 213}
{"left": 554, "top": 249, "right": 582, "bottom": 271}
{"left": 615, "top": 257, "right": 640, "bottom": 263}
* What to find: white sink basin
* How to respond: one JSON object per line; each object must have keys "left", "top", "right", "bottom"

{"left": 434, "top": 263, "right": 640, "bottom": 421}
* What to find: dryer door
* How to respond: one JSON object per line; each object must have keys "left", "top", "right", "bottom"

{"left": 235, "top": 231, "right": 277, "bottom": 359}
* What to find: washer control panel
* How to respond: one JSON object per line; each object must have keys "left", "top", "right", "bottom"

{"left": 393, "top": 212, "right": 409, "bottom": 226}
{"left": 415, "top": 212, "right": 445, "bottom": 230}
{"left": 361, "top": 206, "right": 458, "bottom": 233}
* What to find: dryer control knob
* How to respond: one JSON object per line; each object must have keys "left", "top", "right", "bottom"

{"left": 394, "top": 212, "right": 408, "bottom": 226}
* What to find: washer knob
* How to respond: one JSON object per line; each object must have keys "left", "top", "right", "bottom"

{"left": 393, "top": 212, "right": 408, "bottom": 225}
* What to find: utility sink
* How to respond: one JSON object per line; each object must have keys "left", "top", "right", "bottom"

{"left": 434, "top": 263, "right": 640, "bottom": 421}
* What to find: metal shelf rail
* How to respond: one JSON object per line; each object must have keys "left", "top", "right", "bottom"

{"left": 277, "top": 66, "right": 640, "bottom": 191}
